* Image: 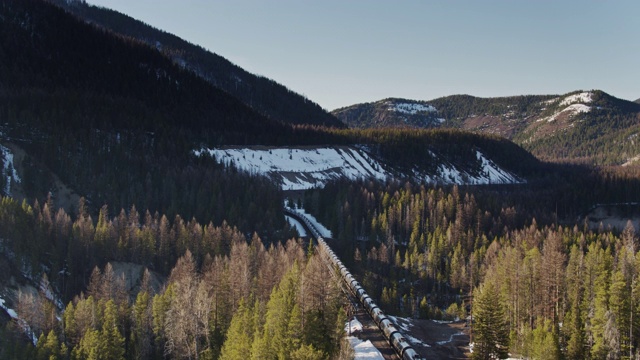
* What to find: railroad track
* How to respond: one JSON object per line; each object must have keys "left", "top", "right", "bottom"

{"left": 285, "top": 209, "right": 424, "bottom": 360}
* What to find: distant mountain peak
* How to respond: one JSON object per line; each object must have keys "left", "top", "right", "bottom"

{"left": 332, "top": 89, "right": 640, "bottom": 165}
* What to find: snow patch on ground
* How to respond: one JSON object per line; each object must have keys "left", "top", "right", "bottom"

{"left": 560, "top": 91, "right": 593, "bottom": 106}
{"left": 345, "top": 318, "right": 364, "bottom": 334}
{"left": 39, "top": 277, "right": 64, "bottom": 310}
{"left": 0, "top": 144, "right": 21, "bottom": 196}
{"left": 388, "top": 316, "right": 431, "bottom": 348}
{"left": 388, "top": 316, "right": 408, "bottom": 331}
{"left": 284, "top": 215, "right": 307, "bottom": 237}
{"left": 623, "top": 154, "right": 640, "bottom": 167}
{"left": 564, "top": 103, "right": 592, "bottom": 114}
{"left": 0, "top": 295, "right": 37, "bottom": 345}
{"left": 0, "top": 295, "right": 18, "bottom": 319}
{"left": 389, "top": 102, "right": 437, "bottom": 115}
{"left": 540, "top": 103, "right": 592, "bottom": 123}
{"left": 406, "top": 333, "right": 431, "bottom": 348}
{"left": 436, "top": 332, "right": 465, "bottom": 345}
{"left": 195, "top": 147, "right": 388, "bottom": 190}
{"left": 536, "top": 92, "right": 593, "bottom": 123}
{"left": 348, "top": 336, "right": 385, "bottom": 360}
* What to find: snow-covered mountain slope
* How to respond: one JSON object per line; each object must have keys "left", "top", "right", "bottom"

{"left": 537, "top": 91, "right": 594, "bottom": 123}
{"left": 195, "top": 146, "right": 522, "bottom": 190}
{"left": 195, "top": 147, "right": 388, "bottom": 190}
{"left": 418, "top": 150, "right": 521, "bottom": 185}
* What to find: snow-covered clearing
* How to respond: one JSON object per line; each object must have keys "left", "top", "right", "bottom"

{"left": 196, "top": 146, "right": 522, "bottom": 189}
{"left": 284, "top": 215, "right": 307, "bottom": 237}
{"left": 560, "top": 91, "right": 593, "bottom": 106}
{"left": 0, "top": 144, "right": 21, "bottom": 196}
{"left": 195, "top": 146, "right": 388, "bottom": 190}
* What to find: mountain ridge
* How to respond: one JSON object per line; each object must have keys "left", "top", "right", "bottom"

{"left": 46, "top": 0, "right": 345, "bottom": 128}
{"left": 333, "top": 90, "right": 640, "bottom": 165}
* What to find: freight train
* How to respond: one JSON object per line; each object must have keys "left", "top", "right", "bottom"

{"left": 317, "top": 238, "right": 424, "bottom": 360}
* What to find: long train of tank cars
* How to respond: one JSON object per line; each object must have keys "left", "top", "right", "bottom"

{"left": 316, "top": 238, "right": 424, "bottom": 359}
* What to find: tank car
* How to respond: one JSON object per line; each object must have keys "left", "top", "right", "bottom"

{"left": 379, "top": 317, "right": 399, "bottom": 340}
{"left": 402, "top": 347, "right": 423, "bottom": 360}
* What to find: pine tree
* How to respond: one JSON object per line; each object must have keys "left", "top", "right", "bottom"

{"left": 290, "top": 344, "right": 326, "bottom": 360}
{"left": 302, "top": 310, "right": 331, "bottom": 355}
{"left": 472, "top": 282, "right": 509, "bottom": 359}
{"left": 100, "top": 299, "right": 125, "bottom": 360}
{"left": 531, "top": 319, "right": 560, "bottom": 360}
{"left": 610, "top": 269, "right": 631, "bottom": 357}
{"left": 73, "top": 328, "right": 101, "bottom": 360}
{"left": 589, "top": 246, "right": 612, "bottom": 359}
{"left": 564, "top": 245, "right": 585, "bottom": 360}
{"left": 260, "top": 262, "right": 301, "bottom": 358}
{"left": 131, "top": 291, "right": 152, "bottom": 360}
{"left": 36, "top": 330, "right": 60, "bottom": 360}
{"left": 220, "top": 299, "right": 253, "bottom": 360}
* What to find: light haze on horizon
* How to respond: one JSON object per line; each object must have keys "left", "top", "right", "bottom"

{"left": 87, "top": 0, "right": 639, "bottom": 110}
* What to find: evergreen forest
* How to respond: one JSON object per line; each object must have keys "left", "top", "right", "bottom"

{"left": 2, "top": 0, "right": 640, "bottom": 359}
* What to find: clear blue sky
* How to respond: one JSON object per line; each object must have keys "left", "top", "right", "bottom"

{"left": 87, "top": 0, "right": 639, "bottom": 110}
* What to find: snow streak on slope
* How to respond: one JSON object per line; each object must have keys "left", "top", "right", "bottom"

{"left": 0, "top": 295, "right": 37, "bottom": 345}
{"left": 195, "top": 146, "right": 522, "bottom": 189}
{"left": 0, "top": 295, "right": 18, "bottom": 319}
{"left": 195, "top": 147, "right": 388, "bottom": 190}
{"left": 541, "top": 103, "right": 592, "bottom": 123}
{"left": 418, "top": 151, "right": 522, "bottom": 185}
{"left": 0, "top": 144, "right": 21, "bottom": 196}
{"left": 539, "top": 92, "right": 594, "bottom": 123}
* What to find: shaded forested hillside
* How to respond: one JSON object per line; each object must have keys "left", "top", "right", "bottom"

{"left": 47, "top": 0, "right": 345, "bottom": 128}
